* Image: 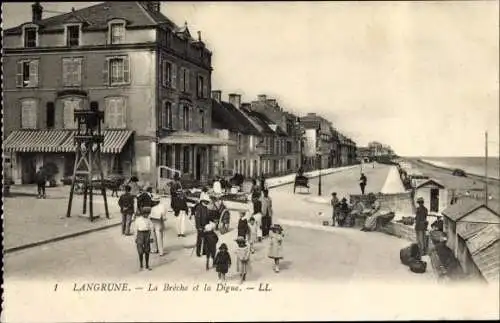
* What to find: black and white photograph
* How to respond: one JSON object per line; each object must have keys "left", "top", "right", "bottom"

{"left": 1, "top": 1, "right": 499, "bottom": 321}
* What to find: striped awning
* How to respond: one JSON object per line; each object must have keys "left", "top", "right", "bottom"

{"left": 3, "top": 129, "right": 133, "bottom": 154}
{"left": 59, "top": 130, "right": 134, "bottom": 154}
{"left": 3, "top": 130, "right": 72, "bottom": 153}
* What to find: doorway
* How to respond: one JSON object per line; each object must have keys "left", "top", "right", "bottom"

{"left": 196, "top": 150, "right": 202, "bottom": 181}
{"left": 21, "top": 154, "right": 36, "bottom": 184}
{"left": 430, "top": 188, "right": 440, "bottom": 212}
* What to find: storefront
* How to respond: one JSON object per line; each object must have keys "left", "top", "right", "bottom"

{"left": 4, "top": 129, "right": 133, "bottom": 184}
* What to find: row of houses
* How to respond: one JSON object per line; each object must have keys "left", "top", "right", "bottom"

{"left": 3, "top": 1, "right": 358, "bottom": 188}
{"left": 357, "top": 141, "right": 395, "bottom": 162}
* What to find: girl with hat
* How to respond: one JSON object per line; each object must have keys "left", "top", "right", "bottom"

{"left": 268, "top": 224, "right": 285, "bottom": 273}
{"left": 203, "top": 221, "right": 219, "bottom": 270}
{"left": 235, "top": 236, "right": 251, "bottom": 283}
{"left": 214, "top": 243, "right": 232, "bottom": 281}
{"left": 134, "top": 207, "right": 154, "bottom": 270}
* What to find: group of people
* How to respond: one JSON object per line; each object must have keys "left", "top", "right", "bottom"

{"left": 330, "top": 192, "right": 352, "bottom": 227}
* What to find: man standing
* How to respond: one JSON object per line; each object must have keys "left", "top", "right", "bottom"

{"left": 194, "top": 196, "right": 211, "bottom": 257}
{"left": 118, "top": 185, "right": 135, "bottom": 235}
{"left": 330, "top": 192, "right": 340, "bottom": 226}
{"left": 150, "top": 196, "right": 166, "bottom": 256}
{"left": 415, "top": 197, "right": 429, "bottom": 255}
{"left": 359, "top": 173, "right": 367, "bottom": 195}
{"left": 35, "top": 167, "right": 46, "bottom": 199}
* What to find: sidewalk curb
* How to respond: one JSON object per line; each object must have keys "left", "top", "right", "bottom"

{"left": 4, "top": 220, "right": 121, "bottom": 254}
{"left": 5, "top": 165, "right": 358, "bottom": 253}
{"left": 267, "top": 165, "right": 359, "bottom": 189}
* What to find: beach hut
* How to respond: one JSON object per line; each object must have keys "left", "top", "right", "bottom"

{"left": 413, "top": 178, "right": 447, "bottom": 213}
{"left": 441, "top": 199, "right": 500, "bottom": 281}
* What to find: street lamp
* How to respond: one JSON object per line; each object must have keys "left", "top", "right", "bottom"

{"left": 316, "top": 126, "right": 322, "bottom": 196}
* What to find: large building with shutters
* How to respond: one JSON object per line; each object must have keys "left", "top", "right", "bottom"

{"left": 3, "top": 2, "right": 225, "bottom": 186}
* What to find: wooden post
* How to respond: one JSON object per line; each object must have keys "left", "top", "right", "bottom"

{"left": 485, "top": 131, "right": 488, "bottom": 206}
{"left": 97, "top": 149, "right": 110, "bottom": 218}
{"left": 89, "top": 148, "right": 94, "bottom": 222}
{"left": 66, "top": 149, "right": 80, "bottom": 218}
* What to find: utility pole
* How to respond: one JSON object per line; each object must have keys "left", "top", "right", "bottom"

{"left": 485, "top": 131, "right": 488, "bottom": 206}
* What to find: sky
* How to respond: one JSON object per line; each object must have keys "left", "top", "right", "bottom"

{"left": 2, "top": 1, "right": 499, "bottom": 157}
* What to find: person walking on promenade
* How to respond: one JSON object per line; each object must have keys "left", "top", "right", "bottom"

{"left": 134, "top": 207, "right": 154, "bottom": 271}
{"left": 214, "top": 243, "right": 231, "bottom": 281}
{"left": 251, "top": 179, "right": 261, "bottom": 202}
{"left": 128, "top": 176, "right": 141, "bottom": 213}
{"left": 194, "top": 195, "right": 211, "bottom": 257}
{"left": 137, "top": 185, "right": 154, "bottom": 214}
{"left": 170, "top": 173, "right": 182, "bottom": 210}
{"left": 268, "top": 224, "right": 285, "bottom": 273}
{"left": 203, "top": 221, "right": 219, "bottom": 270}
{"left": 259, "top": 174, "right": 267, "bottom": 192}
{"left": 213, "top": 176, "right": 223, "bottom": 195}
{"left": 35, "top": 167, "right": 46, "bottom": 199}
{"left": 237, "top": 211, "right": 250, "bottom": 241}
{"left": 235, "top": 236, "right": 251, "bottom": 283}
{"left": 415, "top": 197, "right": 429, "bottom": 255}
{"left": 261, "top": 189, "right": 274, "bottom": 237}
{"left": 173, "top": 190, "right": 189, "bottom": 237}
{"left": 252, "top": 199, "right": 263, "bottom": 242}
{"left": 118, "top": 185, "right": 135, "bottom": 235}
{"left": 359, "top": 173, "right": 367, "bottom": 195}
{"left": 330, "top": 192, "right": 340, "bottom": 227}
{"left": 247, "top": 217, "right": 258, "bottom": 253}
{"left": 149, "top": 197, "right": 166, "bottom": 256}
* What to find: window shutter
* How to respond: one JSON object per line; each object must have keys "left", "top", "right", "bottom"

{"left": 103, "top": 59, "right": 109, "bottom": 85}
{"left": 119, "top": 98, "right": 126, "bottom": 128}
{"left": 178, "top": 104, "right": 183, "bottom": 130}
{"left": 16, "top": 61, "right": 23, "bottom": 87}
{"left": 171, "top": 64, "right": 177, "bottom": 89}
{"left": 203, "top": 76, "right": 208, "bottom": 98}
{"left": 186, "top": 69, "right": 191, "bottom": 93}
{"left": 172, "top": 102, "right": 178, "bottom": 129}
{"left": 29, "top": 60, "right": 39, "bottom": 87}
{"left": 188, "top": 106, "right": 193, "bottom": 131}
{"left": 75, "top": 58, "right": 82, "bottom": 86}
{"left": 179, "top": 67, "right": 185, "bottom": 91}
{"left": 161, "top": 102, "right": 166, "bottom": 128}
{"left": 62, "top": 59, "right": 70, "bottom": 86}
{"left": 161, "top": 60, "right": 167, "bottom": 87}
{"left": 123, "top": 56, "right": 130, "bottom": 84}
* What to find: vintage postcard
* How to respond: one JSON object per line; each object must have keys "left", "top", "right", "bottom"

{"left": 1, "top": 1, "right": 499, "bottom": 322}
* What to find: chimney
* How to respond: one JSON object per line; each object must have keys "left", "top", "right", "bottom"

{"left": 211, "top": 90, "right": 222, "bottom": 103}
{"left": 258, "top": 94, "right": 267, "bottom": 102}
{"left": 32, "top": 2, "right": 43, "bottom": 23}
{"left": 142, "top": 1, "right": 160, "bottom": 12}
{"left": 228, "top": 93, "right": 242, "bottom": 109}
{"left": 241, "top": 103, "right": 251, "bottom": 110}
{"left": 267, "top": 99, "right": 277, "bottom": 108}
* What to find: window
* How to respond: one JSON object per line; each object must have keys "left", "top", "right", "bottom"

{"left": 62, "top": 58, "right": 83, "bottom": 87}
{"left": 180, "top": 67, "right": 190, "bottom": 92}
{"left": 24, "top": 27, "right": 37, "bottom": 48}
{"left": 110, "top": 23, "right": 125, "bottom": 44}
{"left": 183, "top": 106, "right": 190, "bottom": 131}
{"left": 286, "top": 141, "right": 292, "bottom": 154}
{"left": 183, "top": 146, "right": 190, "bottom": 174}
{"left": 16, "top": 59, "right": 39, "bottom": 88}
{"left": 160, "top": 101, "right": 172, "bottom": 129}
{"left": 200, "top": 109, "right": 205, "bottom": 133}
{"left": 237, "top": 133, "right": 243, "bottom": 152}
{"left": 162, "top": 60, "right": 172, "bottom": 87}
{"left": 46, "top": 102, "right": 55, "bottom": 129}
{"left": 63, "top": 97, "right": 82, "bottom": 129}
{"left": 105, "top": 97, "right": 126, "bottom": 129}
{"left": 21, "top": 99, "right": 37, "bottom": 129}
{"left": 104, "top": 56, "right": 130, "bottom": 85}
{"left": 66, "top": 25, "right": 80, "bottom": 47}
{"left": 197, "top": 74, "right": 207, "bottom": 98}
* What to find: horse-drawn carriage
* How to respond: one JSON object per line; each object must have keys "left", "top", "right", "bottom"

{"left": 293, "top": 175, "right": 310, "bottom": 193}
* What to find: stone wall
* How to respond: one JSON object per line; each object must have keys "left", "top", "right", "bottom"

{"left": 379, "top": 221, "right": 417, "bottom": 242}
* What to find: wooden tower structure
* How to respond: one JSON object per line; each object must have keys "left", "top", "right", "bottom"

{"left": 66, "top": 102, "right": 109, "bottom": 221}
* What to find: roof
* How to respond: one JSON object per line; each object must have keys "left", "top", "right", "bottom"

{"left": 241, "top": 108, "right": 275, "bottom": 135}
{"left": 442, "top": 199, "right": 497, "bottom": 222}
{"left": 4, "top": 129, "right": 133, "bottom": 154}
{"left": 221, "top": 102, "right": 261, "bottom": 136}
{"left": 466, "top": 225, "right": 500, "bottom": 255}
{"left": 5, "top": 2, "right": 179, "bottom": 34}
{"left": 158, "top": 131, "right": 236, "bottom": 146}
{"left": 457, "top": 222, "right": 489, "bottom": 240}
{"left": 470, "top": 240, "right": 500, "bottom": 284}
{"left": 415, "top": 179, "right": 445, "bottom": 190}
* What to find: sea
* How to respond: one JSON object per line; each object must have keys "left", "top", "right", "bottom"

{"left": 416, "top": 157, "right": 500, "bottom": 180}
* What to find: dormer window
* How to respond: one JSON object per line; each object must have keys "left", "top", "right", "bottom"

{"left": 66, "top": 25, "right": 81, "bottom": 47}
{"left": 24, "top": 27, "right": 38, "bottom": 48}
{"left": 110, "top": 23, "right": 125, "bottom": 44}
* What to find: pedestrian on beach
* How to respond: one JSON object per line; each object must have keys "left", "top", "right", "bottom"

{"left": 330, "top": 192, "right": 340, "bottom": 227}
{"left": 235, "top": 236, "right": 251, "bottom": 283}
{"left": 194, "top": 195, "right": 211, "bottom": 257}
{"left": 247, "top": 217, "right": 258, "bottom": 253}
{"left": 415, "top": 197, "right": 429, "bottom": 255}
{"left": 118, "top": 185, "right": 135, "bottom": 235}
{"left": 252, "top": 199, "right": 263, "bottom": 242}
{"left": 237, "top": 211, "right": 250, "bottom": 241}
{"left": 35, "top": 167, "right": 46, "bottom": 199}
{"left": 134, "top": 207, "right": 154, "bottom": 271}
{"left": 261, "top": 189, "right": 273, "bottom": 237}
{"left": 149, "top": 196, "right": 166, "bottom": 256}
{"left": 173, "top": 189, "right": 189, "bottom": 237}
{"left": 268, "top": 224, "right": 285, "bottom": 273}
{"left": 203, "top": 221, "right": 219, "bottom": 270}
{"left": 214, "top": 243, "right": 232, "bottom": 281}
{"left": 359, "top": 173, "right": 367, "bottom": 195}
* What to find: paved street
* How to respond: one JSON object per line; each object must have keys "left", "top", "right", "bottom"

{"left": 4, "top": 164, "right": 435, "bottom": 284}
